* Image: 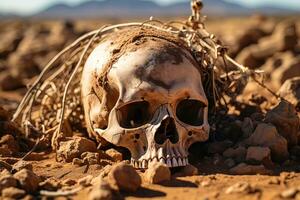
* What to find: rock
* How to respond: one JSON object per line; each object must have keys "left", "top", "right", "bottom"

{"left": 108, "top": 162, "right": 141, "bottom": 192}
{"left": 229, "top": 163, "right": 271, "bottom": 175}
{"left": 12, "top": 161, "right": 33, "bottom": 172}
{"left": 2, "top": 187, "right": 26, "bottom": 199}
{"left": 207, "top": 140, "right": 233, "bottom": 154}
{"left": 265, "top": 101, "right": 299, "bottom": 147}
{"left": 105, "top": 149, "right": 123, "bottom": 162}
{"left": 236, "top": 20, "right": 298, "bottom": 69}
{"left": 241, "top": 117, "right": 254, "bottom": 138}
{"left": 224, "top": 158, "right": 236, "bottom": 168}
{"left": 245, "top": 123, "right": 289, "bottom": 162}
{"left": 13, "top": 169, "right": 41, "bottom": 193}
{"left": 81, "top": 152, "right": 100, "bottom": 165}
{"left": 144, "top": 162, "right": 171, "bottom": 184}
{"left": 181, "top": 164, "right": 198, "bottom": 176}
{"left": 280, "top": 188, "right": 299, "bottom": 199}
{"left": 56, "top": 137, "right": 97, "bottom": 162}
{"left": 246, "top": 146, "right": 271, "bottom": 163}
{"left": 0, "top": 72, "right": 25, "bottom": 91}
{"left": 223, "top": 146, "right": 246, "bottom": 162}
{"left": 89, "top": 179, "right": 113, "bottom": 200}
{"left": 278, "top": 77, "right": 300, "bottom": 111}
{"left": 0, "top": 134, "right": 19, "bottom": 157}
{"left": 225, "top": 182, "right": 254, "bottom": 194}
{"left": 0, "top": 175, "right": 18, "bottom": 193}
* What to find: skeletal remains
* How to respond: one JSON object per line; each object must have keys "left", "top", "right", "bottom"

{"left": 82, "top": 28, "right": 209, "bottom": 168}
{"left": 12, "top": 0, "right": 269, "bottom": 169}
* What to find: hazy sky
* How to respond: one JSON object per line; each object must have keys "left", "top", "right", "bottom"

{"left": 1, "top": 0, "right": 300, "bottom": 15}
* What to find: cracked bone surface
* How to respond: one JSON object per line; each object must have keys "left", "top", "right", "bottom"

{"left": 81, "top": 27, "right": 210, "bottom": 168}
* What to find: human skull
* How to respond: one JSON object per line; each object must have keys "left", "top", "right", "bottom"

{"left": 81, "top": 27, "right": 209, "bottom": 168}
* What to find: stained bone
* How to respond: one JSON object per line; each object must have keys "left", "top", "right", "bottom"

{"left": 81, "top": 27, "right": 210, "bottom": 168}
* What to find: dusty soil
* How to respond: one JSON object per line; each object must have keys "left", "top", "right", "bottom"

{"left": 0, "top": 15, "right": 300, "bottom": 200}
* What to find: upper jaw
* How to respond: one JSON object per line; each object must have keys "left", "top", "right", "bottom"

{"left": 130, "top": 143, "right": 189, "bottom": 169}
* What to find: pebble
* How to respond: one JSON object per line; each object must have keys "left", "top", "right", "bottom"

{"left": 13, "top": 169, "right": 41, "bottom": 193}
{"left": 106, "top": 149, "right": 123, "bottom": 162}
{"left": 89, "top": 179, "right": 113, "bottom": 200}
{"left": 225, "top": 182, "right": 254, "bottom": 194}
{"left": 108, "top": 162, "right": 141, "bottom": 192}
{"left": 56, "top": 136, "right": 97, "bottom": 162}
{"left": 144, "top": 162, "right": 171, "bottom": 184}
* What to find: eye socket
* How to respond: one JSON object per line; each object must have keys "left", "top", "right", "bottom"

{"left": 117, "top": 101, "right": 151, "bottom": 129}
{"left": 176, "top": 99, "right": 206, "bottom": 126}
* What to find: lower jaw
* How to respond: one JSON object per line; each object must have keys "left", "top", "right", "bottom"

{"left": 131, "top": 157, "right": 189, "bottom": 169}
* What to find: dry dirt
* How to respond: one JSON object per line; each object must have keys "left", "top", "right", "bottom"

{"left": 0, "top": 16, "right": 300, "bottom": 200}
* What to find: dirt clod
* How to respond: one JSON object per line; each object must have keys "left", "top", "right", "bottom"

{"left": 0, "top": 175, "right": 18, "bottom": 193}
{"left": 245, "top": 123, "right": 289, "bottom": 162}
{"left": 144, "top": 162, "right": 171, "bottom": 184}
{"left": 105, "top": 149, "right": 123, "bottom": 162}
{"left": 108, "top": 162, "right": 141, "bottom": 192}
{"left": 13, "top": 169, "right": 41, "bottom": 193}
{"left": 229, "top": 163, "right": 271, "bottom": 175}
{"left": 56, "top": 137, "right": 97, "bottom": 162}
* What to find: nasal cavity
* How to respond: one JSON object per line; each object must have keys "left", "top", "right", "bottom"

{"left": 154, "top": 117, "right": 179, "bottom": 145}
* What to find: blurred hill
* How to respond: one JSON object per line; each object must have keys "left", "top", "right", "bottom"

{"left": 0, "top": 0, "right": 298, "bottom": 19}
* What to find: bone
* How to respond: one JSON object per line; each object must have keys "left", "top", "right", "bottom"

{"left": 178, "top": 157, "right": 183, "bottom": 166}
{"left": 172, "top": 158, "right": 179, "bottom": 167}
{"left": 166, "top": 158, "right": 172, "bottom": 167}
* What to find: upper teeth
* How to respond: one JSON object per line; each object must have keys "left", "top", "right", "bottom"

{"left": 131, "top": 156, "right": 188, "bottom": 169}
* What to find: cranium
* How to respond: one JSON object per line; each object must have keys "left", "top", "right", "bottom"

{"left": 81, "top": 27, "right": 209, "bottom": 168}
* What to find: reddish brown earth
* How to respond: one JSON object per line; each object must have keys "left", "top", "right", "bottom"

{"left": 0, "top": 16, "right": 300, "bottom": 200}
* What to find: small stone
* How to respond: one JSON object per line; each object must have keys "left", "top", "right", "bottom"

{"left": 81, "top": 152, "right": 100, "bottom": 165}
{"left": 207, "top": 140, "right": 233, "bottom": 154}
{"left": 225, "top": 182, "right": 253, "bottom": 194}
{"left": 278, "top": 77, "right": 300, "bottom": 111}
{"left": 56, "top": 137, "right": 97, "bottom": 162}
{"left": 144, "top": 162, "right": 171, "bottom": 184}
{"left": 78, "top": 175, "right": 93, "bottom": 187}
{"left": 89, "top": 179, "right": 113, "bottom": 200}
{"left": 13, "top": 169, "right": 41, "bottom": 193}
{"left": 0, "top": 134, "right": 19, "bottom": 157}
{"left": 0, "top": 175, "right": 18, "bottom": 193}
{"left": 2, "top": 187, "right": 26, "bottom": 199}
{"left": 229, "top": 163, "right": 271, "bottom": 175}
{"left": 265, "top": 100, "right": 300, "bottom": 147}
{"left": 245, "top": 123, "right": 289, "bottom": 162}
{"left": 241, "top": 117, "right": 254, "bottom": 138}
{"left": 246, "top": 146, "right": 271, "bottom": 163}
{"left": 223, "top": 146, "right": 247, "bottom": 162}
{"left": 181, "top": 164, "right": 198, "bottom": 176}
{"left": 105, "top": 149, "right": 123, "bottom": 162}
{"left": 280, "top": 188, "right": 299, "bottom": 199}
{"left": 108, "top": 162, "right": 141, "bottom": 192}
{"left": 224, "top": 158, "right": 235, "bottom": 168}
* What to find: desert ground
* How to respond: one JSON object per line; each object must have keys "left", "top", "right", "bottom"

{"left": 0, "top": 15, "right": 300, "bottom": 200}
